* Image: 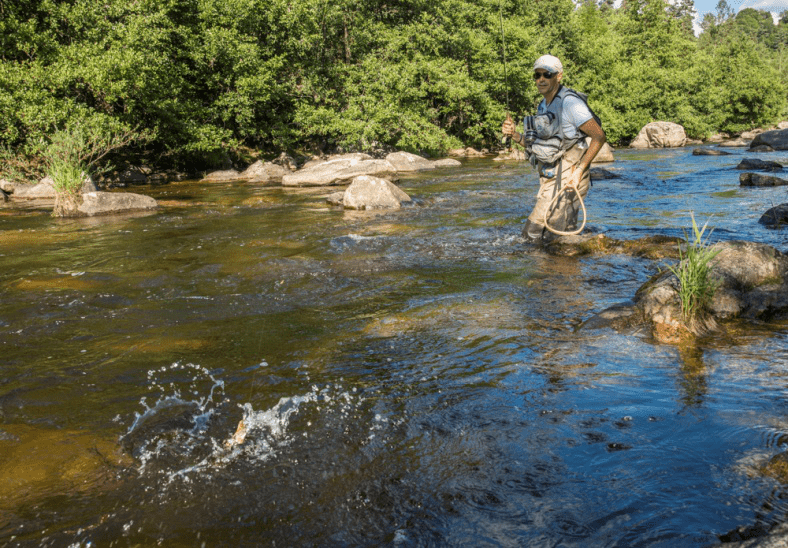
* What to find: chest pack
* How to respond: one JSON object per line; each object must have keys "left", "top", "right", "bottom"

{"left": 523, "top": 86, "right": 601, "bottom": 165}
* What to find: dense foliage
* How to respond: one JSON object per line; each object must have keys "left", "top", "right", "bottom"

{"left": 0, "top": 0, "right": 786, "bottom": 171}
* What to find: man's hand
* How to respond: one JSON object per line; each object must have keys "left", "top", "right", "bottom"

{"left": 502, "top": 114, "right": 515, "bottom": 137}
{"left": 564, "top": 165, "right": 583, "bottom": 190}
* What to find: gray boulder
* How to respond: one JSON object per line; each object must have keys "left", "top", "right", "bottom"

{"left": 77, "top": 191, "right": 157, "bottom": 216}
{"left": 239, "top": 160, "right": 288, "bottom": 184}
{"left": 0, "top": 179, "right": 16, "bottom": 193}
{"left": 200, "top": 169, "right": 244, "bottom": 183}
{"left": 759, "top": 204, "right": 788, "bottom": 228}
{"left": 13, "top": 176, "right": 96, "bottom": 199}
{"left": 588, "top": 240, "right": 788, "bottom": 339}
{"left": 385, "top": 151, "right": 435, "bottom": 172}
{"left": 629, "top": 122, "right": 687, "bottom": 148}
{"left": 740, "top": 173, "right": 788, "bottom": 187}
{"left": 433, "top": 158, "right": 462, "bottom": 168}
{"left": 718, "top": 138, "right": 751, "bottom": 147}
{"left": 342, "top": 175, "right": 411, "bottom": 210}
{"left": 750, "top": 128, "right": 788, "bottom": 151}
{"left": 736, "top": 158, "right": 783, "bottom": 171}
{"left": 282, "top": 154, "right": 397, "bottom": 187}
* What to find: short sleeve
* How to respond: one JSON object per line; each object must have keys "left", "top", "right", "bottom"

{"left": 561, "top": 95, "right": 593, "bottom": 139}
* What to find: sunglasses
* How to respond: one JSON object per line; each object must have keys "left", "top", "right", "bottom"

{"left": 533, "top": 71, "right": 556, "bottom": 80}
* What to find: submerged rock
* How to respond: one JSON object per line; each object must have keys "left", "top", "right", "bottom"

{"left": 0, "top": 424, "right": 132, "bottom": 517}
{"left": 693, "top": 148, "right": 731, "bottom": 156}
{"left": 589, "top": 167, "right": 620, "bottom": 180}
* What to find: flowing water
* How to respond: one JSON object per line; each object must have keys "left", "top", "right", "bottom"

{"left": 1, "top": 147, "right": 788, "bottom": 547}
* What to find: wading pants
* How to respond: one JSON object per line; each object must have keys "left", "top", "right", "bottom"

{"left": 523, "top": 143, "right": 591, "bottom": 243}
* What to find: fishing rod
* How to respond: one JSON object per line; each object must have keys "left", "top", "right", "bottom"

{"left": 499, "top": 0, "right": 511, "bottom": 150}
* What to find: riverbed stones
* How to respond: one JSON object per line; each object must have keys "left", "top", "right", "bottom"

{"left": 759, "top": 204, "right": 788, "bottom": 228}
{"left": 740, "top": 173, "right": 788, "bottom": 187}
{"left": 341, "top": 175, "right": 411, "bottom": 210}
{"left": 736, "top": 158, "right": 783, "bottom": 171}
{"left": 77, "top": 191, "right": 158, "bottom": 216}
{"left": 283, "top": 153, "right": 397, "bottom": 187}
{"left": 629, "top": 121, "right": 687, "bottom": 148}
{"left": 750, "top": 128, "right": 788, "bottom": 151}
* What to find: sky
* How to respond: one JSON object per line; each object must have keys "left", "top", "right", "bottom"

{"left": 692, "top": 0, "right": 788, "bottom": 31}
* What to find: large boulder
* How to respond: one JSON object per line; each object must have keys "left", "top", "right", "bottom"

{"left": 341, "top": 175, "right": 411, "bottom": 210}
{"left": 635, "top": 241, "right": 788, "bottom": 332}
{"left": 385, "top": 151, "right": 435, "bottom": 172}
{"left": 238, "top": 160, "right": 289, "bottom": 184}
{"left": 77, "top": 191, "right": 158, "bottom": 216}
{"left": 750, "top": 128, "right": 788, "bottom": 151}
{"left": 629, "top": 122, "right": 687, "bottom": 149}
{"left": 282, "top": 154, "right": 397, "bottom": 187}
{"left": 740, "top": 173, "right": 788, "bottom": 187}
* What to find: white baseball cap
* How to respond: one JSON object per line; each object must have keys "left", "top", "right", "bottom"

{"left": 534, "top": 55, "right": 563, "bottom": 74}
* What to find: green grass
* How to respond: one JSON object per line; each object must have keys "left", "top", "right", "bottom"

{"left": 667, "top": 214, "right": 721, "bottom": 324}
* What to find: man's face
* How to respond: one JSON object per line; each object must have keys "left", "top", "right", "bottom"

{"left": 534, "top": 69, "right": 563, "bottom": 98}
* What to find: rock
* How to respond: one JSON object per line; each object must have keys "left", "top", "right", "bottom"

{"left": 447, "top": 148, "right": 467, "bottom": 157}
{"left": 582, "top": 237, "right": 788, "bottom": 340}
{"left": 462, "top": 147, "right": 486, "bottom": 157}
{"left": 779, "top": 121, "right": 788, "bottom": 130}
{"left": 736, "top": 158, "right": 783, "bottom": 171}
{"left": 740, "top": 129, "right": 764, "bottom": 140}
{"left": 718, "top": 138, "right": 751, "bottom": 147}
{"left": 591, "top": 141, "right": 616, "bottom": 163}
{"left": 750, "top": 145, "right": 775, "bottom": 153}
{"left": 0, "top": 178, "right": 16, "bottom": 193}
{"left": 494, "top": 149, "right": 527, "bottom": 162}
{"left": 342, "top": 175, "right": 411, "bottom": 210}
{"left": 385, "top": 151, "right": 435, "bottom": 172}
{"left": 239, "top": 160, "right": 288, "bottom": 184}
{"left": 629, "top": 121, "right": 687, "bottom": 148}
{"left": 1, "top": 188, "right": 7, "bottom": 202}
{"left": 433, "top": 158, "right": 462, "bottom": 168}
{"left": 77, "top": 191, "right": 158, "bottom": 216}
{"left": 685, "top": 138, "right": 703, "bottom": 146}
{"left": 326, "top": 191, "right": 345, "bottom": 206}
{"left": 759, "top": 204, "right": 788, "bottom": 228}
{"left": 750, "top": 128, "right": 788, "bottom": 151}
{"left": 693, "top": 148, "right": 731, "bottom": 156}
{"left": 739, "top": 173, "right": 788, "bottom": 187}
{"left": 706, "top": 133, "right": 730, "bottom": 143}
{"left": 97, "top": 166, "right": 149, "bottom": 186}
{"left": 282, "top": 154, "right": 397, "bottom": 187}
{"left": 271, "top": 152, "right": 298, "bottom": 171}
{"left": 200, "top": 169, "right": 244, "bottom": 183}
{"left": 12, "top": 175, "right": 95, "bottom": 199}
{"left": 0, "top": 424, "right": 132, "bottom": 515}
{"left": 589, "top": 167, "right": 620, "bottom": 180}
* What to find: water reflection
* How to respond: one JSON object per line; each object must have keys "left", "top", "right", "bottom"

{"left": 2, "top": 149, "right": 788, "bottom": 545}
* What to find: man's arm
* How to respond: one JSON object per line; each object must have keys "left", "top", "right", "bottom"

{"left": 577, "top": 118, "right": 606, "bottom": 173}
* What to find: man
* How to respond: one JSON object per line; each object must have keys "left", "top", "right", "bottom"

{"left": 502, "top": 54, "right": 606, "bottom": 243}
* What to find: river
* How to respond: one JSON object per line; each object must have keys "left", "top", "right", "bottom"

{"left": 1, "top": 147, "right": 788, "bottom": 546}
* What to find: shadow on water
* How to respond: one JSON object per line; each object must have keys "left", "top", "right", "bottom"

{"left": 1, "top": 148, "right": 788, "bottom": 546}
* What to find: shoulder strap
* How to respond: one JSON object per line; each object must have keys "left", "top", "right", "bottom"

{"left": 560, "top": 86, "right": 602, "bottom": 128}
